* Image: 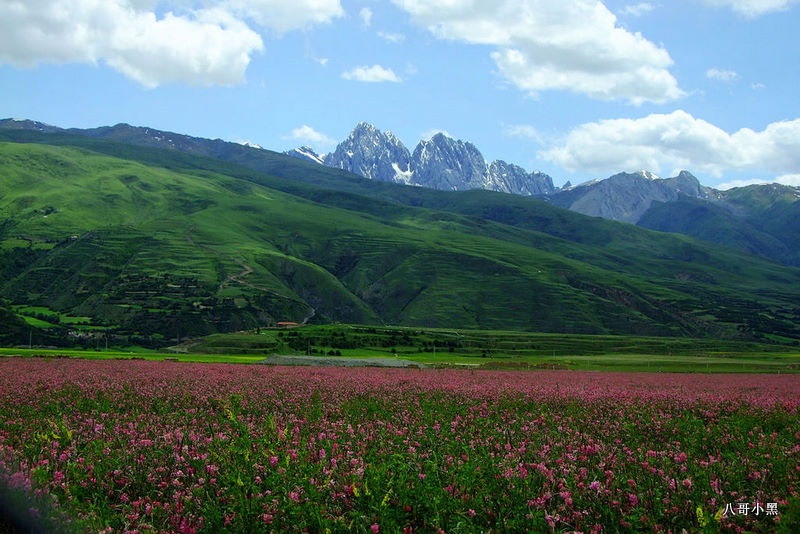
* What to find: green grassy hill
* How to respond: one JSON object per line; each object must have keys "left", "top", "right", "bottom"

{"left": 638, "top": 198, "right": 797, "bottom": 265}
{"left": 639, "top": 186, "right": 800, "bottom": 266}
{"left": 2, "top": 131, "right": 800, "bottom": 345}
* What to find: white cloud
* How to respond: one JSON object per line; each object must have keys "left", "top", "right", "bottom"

{"left": 706, "top": 68, "right": 738, "bottom": 82}
{"left": 503, "top": 124, "right": 543, "bottom": 144}
{"left": 777, "top": 174, "right": 800, "bottom": 186}
{"left": 700, "top": 0, "right": 799, "bottom": 18}
{"left": 540, "top": 110, "right": 800, "bottom": 177}
{"left": 0, "top": 0, "right": 345, "bottom": 87}
{"left": 314, "top": 57, "right": 329, "bottom": 65}
{"left": 391, "top": 0, "right": 683, "bottom": 104}
{"left": 227, "top": 0, "right": 344, "bottom": 33}
{"left": 751, "top": 82, "right": 766, "bottom": 90}
{"left": 0, "top": 1, "right": 264, "bottom": 88}
{"left": 717, "top": 174, "right": 800, "bottom": 190}
{"left": 378, "top": 31, "right": 406, "bottom": 43}
{"left": 359, "top": 7, "right": 373, "bottom": 27}
{"left": 342, "top": 64, "right": 402, "bottom": 83}
{"left": 285, "top": 125, "right": 335, "bottom": 146}
{"left": 621, "top": 3, "right": 656, "bottom": 16}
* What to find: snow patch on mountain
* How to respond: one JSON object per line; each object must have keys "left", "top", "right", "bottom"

{"left": 285, "top": 145, "right": 325, "bottom": 164}
{"left": 321, "top": 122, "right": 556, "bottom": 195}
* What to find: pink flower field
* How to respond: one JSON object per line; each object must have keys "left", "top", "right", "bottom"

{"left": 0, "top": 358, "right": 798, "bottom": 533}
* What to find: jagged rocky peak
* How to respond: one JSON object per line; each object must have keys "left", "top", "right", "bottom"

{"left": 285, "top": 145, "right": 324, "bottom": 165}
{"left": 411, "top": 133, "right": 487, "bottom": 191}
{"left": 486, "top": 160, "right": 555, "bottom": 196}
{"left": 551, "top": 169, "right": 717, "bottom": 223}
{"left": 320, "top": 124, "right": 556, "bottom": 195}
{"left": 664, "top": 170, "right": 712, "bottom": 199}
{"left": 605, "top": 171, "right": 654, "bottom": 183}
{"left": 323, "top": 122, "right": 412, "bottom": 184}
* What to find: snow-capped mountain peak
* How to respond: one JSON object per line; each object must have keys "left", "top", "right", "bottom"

{"left": 317, "top": 121, "right": 555, "bottom": 195}
{"left": 284, "top": 145, "right": 325, "bottom": 165}
{"left": 238, "top": 140, "right": 263, "bottom": 150}
{"left": 323, "top": 123, "right": 412, "bottom": 184}
{"left": 636, "top": 170, "right": 660, "bottom": 180}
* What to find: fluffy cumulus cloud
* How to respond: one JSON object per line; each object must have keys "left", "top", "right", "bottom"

{"left": 391, "top": 0, "right": 683, "bottom": 104}
{"left": 0, "top": 0, "right": 343, "bottom": 87}
{"left": 540, "top": 110, "right": 800, "bottom": 177}
{"left": 700, "top": 0, "right": 799, "bottom": 17}
{"left": 285, "top": 125, "right": 335, "bottom": 146}
{"left": 775, "top": 174, "right": 800, "bottom": 186}
{"left": 342, "top": 64, "right": 402, "bottom": 83}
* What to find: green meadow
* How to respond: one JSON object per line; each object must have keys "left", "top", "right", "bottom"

{"left": 3, "top": 324, "right": 798, "bottom": 373}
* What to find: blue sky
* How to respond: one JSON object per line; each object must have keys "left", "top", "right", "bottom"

{"left": 2, "top": 0, "right": 799, "bottom": 188}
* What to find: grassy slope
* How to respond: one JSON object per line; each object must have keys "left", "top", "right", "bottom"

{"left": 639, "top": 188, "right": 800, "bottom": 266}
{"left": 726, "top": 185, "right": 800, "bottom": 261}
{"left": 1, "top": 136, "right": 800, "bottom": 343}
{"left": 638, "top": 198, "right": 795, "bottom": 264}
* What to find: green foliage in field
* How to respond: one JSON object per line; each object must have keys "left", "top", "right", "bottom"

{"left": 1, "top": 133, "right": 800, "bottom": 344}
{"left": 182, "top": 325, "right": 800, "bottom": 373}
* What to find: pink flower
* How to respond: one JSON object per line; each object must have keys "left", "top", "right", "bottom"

{"left": 371, "top": 524, "right": 379, "bottom": 533}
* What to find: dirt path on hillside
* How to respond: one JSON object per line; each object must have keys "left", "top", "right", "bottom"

{"left": 184, "top": 226, "right": 316, "bottom": 320}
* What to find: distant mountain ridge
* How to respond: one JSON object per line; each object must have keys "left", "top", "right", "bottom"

{"left": 2, "top": 129, "right": 800, "bottom": 345}
{"left": 2, "top": 118, "right": 799, "bottom": 266}
{"left": 287, "top": 122, "right": 556, "bottom": 196}
{"left": 548, "top": 170, "right": 719, "bottom": 223}
{"left": 280, "top": 120, "right": 799, "bottom": 266}
{"left": 553, "top": 170, "right": 800, "bottom": 266}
